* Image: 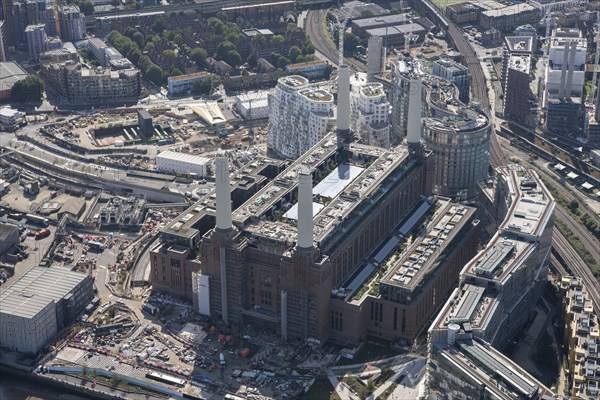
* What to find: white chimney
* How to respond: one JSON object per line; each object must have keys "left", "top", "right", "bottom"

{"left": 297, "top": 169, "right": 313, "bottom": 249}
{"left": 337, "top": 64, "right": 351, "bottom": 132}
{"left": 407, "top": 78, "right": 422, "bottom": 145}
{"left": 215, "top": 152, "right": 232, "bottom": 230}
{"left": 565, "top": 41, "right": 577, "bottom": 98}
{"left": 559, "top": 41, "right": 570, "bottom": 98}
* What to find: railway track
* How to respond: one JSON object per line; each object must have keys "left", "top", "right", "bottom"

{"left": 553, "top": 230, "right": 600, "bottom": 314}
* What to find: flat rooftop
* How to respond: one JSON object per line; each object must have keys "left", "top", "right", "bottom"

{"left": 168, "top": 72, "right": 209, "bottom": 82}
{"left": 0, "top": 267, "right": 89, "bottom": 319}
{"left": 352, "top": 13, "right": 410, "bottom": 29}
{"left": 279, "top": 75, "right": 309, "bottom": 89}
{"left": 505, "top": 36, "right": 533, "bottom": 54}
{"left": 439, "top": 340, "right": 554, "bottom": 399}
{"left": 234, "top": 133, "right": 410, "bottom": 246}
{"left": 287, "top": 60, "right": 327, "bottom": 69}
{"left": 360, "top": 83, "right": 385, "bottom": 97}
{"left": 380, "top": 201, "right": 475, "bottom": 291}
{"left": 508, "top": 54, "right": 531, "bottom": 74}
{"left": 0, "top": 62, "right": 29, "bottom": 90}
{"left": 366, "top": 23, "right": 426, "bottom": 38}
{"left": 298, "top": 87, "right": 333, "bottom": 102}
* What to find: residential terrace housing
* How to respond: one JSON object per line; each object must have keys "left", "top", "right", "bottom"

{"left": 560, "top": 276, "right": 600, "bottom": 399}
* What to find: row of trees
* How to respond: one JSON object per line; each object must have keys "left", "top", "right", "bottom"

{"left": 107, "top": 30, "right": 164, "bottom": 84}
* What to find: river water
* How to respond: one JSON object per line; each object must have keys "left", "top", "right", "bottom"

{"left": 0, "top": 374, "right": 87, "bottom": 400}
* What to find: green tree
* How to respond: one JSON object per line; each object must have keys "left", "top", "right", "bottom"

{"left": 162, "top": 49, "right": 177, "bottom": 64}
{"left": 193, "top": 74, "right": 222, "bottom": 95}
{"left": 569, "top": 199, "right": 579, "bottom": 213}
{"left": 168, "top": 67, "right": 183, "bottom": 77}
{"left": 151, "top": 16, "right": 165, "bottom": 33}
{"left": 79, "top": 1, "right": 94, "bottom": 15}
{"left": 110, "top": 0, "right": 120, "bottom": 7}
{"left": 145, "top": 65, "right": 163, "bottom": 84}
{"left": 224, "top": 50, "right": 242, "bottom": 67}
{"left": 344, "top": 32, "right": 360, "bottom": 55}
{"left": 11, "top": 75, "right": 44, "bottom": 103}
{"left": 304, "top": 42, "right": 315, "bottom": 55}
{"left": 127, "top": 48, "right": 141, "bottom": 64}
{"left": 216, "top": 41, "right": 236, "bottom": 60}
{"left": 132, "top": 31, "right": 145, "bottom": 48}
{"left": 246, "top": 53, "right": 257, "bottom": 68}
{"left": 323, "top": 64, "right": 333, "bottom": 78}
{"left": 190, "top": 48, "right": 208, "bottom": 67}
{"left": 288, "top": 46, "right": 302, "bottom": 63}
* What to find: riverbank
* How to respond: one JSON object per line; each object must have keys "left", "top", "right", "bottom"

{"left": 0, "top": 366, "right": 119, "bottom": 400}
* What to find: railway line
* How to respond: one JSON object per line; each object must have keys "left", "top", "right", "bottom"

{"left": 552, "top": 230, "right": 600, "bottom": 314}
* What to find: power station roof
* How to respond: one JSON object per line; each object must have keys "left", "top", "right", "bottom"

{"left": 313, "top": 164, "right": 364, "bottom": 199}
{"left": 0, "top": 267, "right": 89, "bottom": 319}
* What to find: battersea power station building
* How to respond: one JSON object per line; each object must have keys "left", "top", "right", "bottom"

{"left": 150, "top": 63, "right": 487, "bottom": 345}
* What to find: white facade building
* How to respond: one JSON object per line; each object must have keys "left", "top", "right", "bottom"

{"left": 351, "top": 82, "right": 390, "bottom": 148}
{"left": 167, "top": 72, "right": 209, "bottom": 96}
{"left": 0, "top": 106, "right": 25, "bottom": 130}
{"left": 156, "top": 151, "right": 210, "bottom": 177}
{"left": 235, "top": 91, "right": 270, "bottom": 120}
{"left": 0, "top": 267, "right": 93, "bottom": 353}
{"left": 545, "top": 28, "right": 587, "bottom": 100}
{"left": 268, "top": 75, "right": 335, "bottom": 159}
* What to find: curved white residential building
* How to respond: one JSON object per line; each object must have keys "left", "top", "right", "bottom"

{"left": 351, "top": 82, "right": 390, "bottom": 148}
{"left": 267, "top": 75, "right": 335, "bottom": 159}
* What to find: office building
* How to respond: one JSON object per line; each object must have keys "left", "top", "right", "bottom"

{"left": 25, "top": 23, "right": 45, "bottom": 60}
{"left": 350, "top": 82, "right": 390, "bottom": 148}
{"left": 0, "top": 106, "right": 25, "bottom": 130}
{"left": 431, "top": 58, "right": 471, "bottom": 103}
{"left": 514, "top": 24, "right": 537, "bottom": 52}
{"left": 155, "top": 151, "right": 210, "bottom": 177}
{"left": 544, "top": 28, "right": 587, "bottom": 134}
{"left": 560, "top": 276, "right": 600, "bottom": 399}
{"left": 59, "top": 5, "right": 85, "bottom": 42}
{"left": 503, "top": 54, "right": 532, "bottom": 121}
{"left": 0, "top": 61, "right": 29, "bottom": 101}
{"left": 392, "top": 58, "right": 490, "bottom": 200}
{"left": 478, "top": 3, "right": 538, "bottom": 32}
{"left": 427, "top": 165, "right": 556, "bottom": 400}
{"left": 330, "top": 198, "right": 479, "bottom": 343}
{"left": 267, "top": 75, "right": 335, "bottom": 159}
{"left": 545, "top": 28, "right": 586, "bottom": 98}
{"left": 138, "top": 109, "right": 153, "bottom": 137}
{"left": 0, "top": 267, "right": 93, "bottom": 353}
{"left": 501, "top": 36, "right": 533, "bottom": 87}
{"left": 167, "top": 72, "right": 209, "bottom": 96}
{"left": 367, "top": 35, "right": 383, "bottom": 82}
{"left": 422, "top": 107, "right": 491, "bottom": 200}
{"left": 235, "top": 91, "right": 270, "bottom": 120}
